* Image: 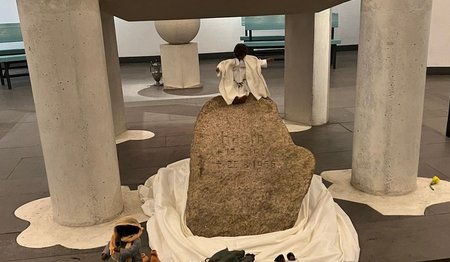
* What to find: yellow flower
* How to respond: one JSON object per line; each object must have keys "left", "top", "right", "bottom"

{"left": 430, "top": 176, "right": 440, "bottom": 190}
{"left": 431, "top": 176, "right": 440, "bottom": 185}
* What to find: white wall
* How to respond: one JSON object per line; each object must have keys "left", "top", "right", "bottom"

{"left": 3, "top": 0, "right": 448, "bottom": 67}
{"left": 427, "top": 0, "right": 450, "bottom": 67}
{"left": 331, "top": 0, "right": 361, "bottom": 45}
{"left": 0, "top": 0, "right": 20, "bottom": 23}
{"left": 1, "top": 0, "right": 360, "bottom": 56}
{"left": 115, "top": 17, "right": 244, "bottom": 57}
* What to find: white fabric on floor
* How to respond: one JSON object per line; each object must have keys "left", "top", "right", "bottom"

{"left": 138, "top": 159, "right": 360, "bottom": 262}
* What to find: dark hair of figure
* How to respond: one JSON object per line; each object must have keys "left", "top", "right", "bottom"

{"left": 234, "top": 43, "right": 248, "bottom": 60}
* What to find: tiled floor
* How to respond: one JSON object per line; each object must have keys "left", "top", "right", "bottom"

{"left": 0, "top": 51, "right": 449, "bottom": 261}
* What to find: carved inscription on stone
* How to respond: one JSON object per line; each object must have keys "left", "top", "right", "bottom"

{"left": 213, "top": 131, "right": 282, "bottom": 171}
{"left": 186, "top": 96, "right": 315, "bottom": 237}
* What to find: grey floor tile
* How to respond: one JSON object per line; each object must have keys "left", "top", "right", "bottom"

{"left": 0, "top": 145, "right": 43, "bottom": 159}
{"left": 424, "top": 93, "right": 448, "bottom": 111}
{"left": 0, "top": 192, "right": 49, "bottom": 234}
{"left": 0, "top": 177, "right": 49, "bottom": 197}
{"left": 0, "top": 155, "right": 27, "bottom": 180}
{"left": 292, "top": 131, "right": 353, "bottom": 154}
{"left": 330, "top": 51, "right": 358, "bottom": 89}
{"left": 423, "top": 116, "right": 448, "bottom": 135}
{"left": 335, "top": 199, "right": 410, "bottom": 226}
{"left": 165, "top": 134, "right": 193, "bottom": 147}
{"left": 328, "top": 107, "right": 355, "bottom": 123}
{"left": 303, "top": 123, "right": 351, "bottom": 135}
{"left": 0, "top": 232, "right": 101, "bottom": 262}
{"left": 420, "top": 141, "right": 450, "bottom": 159}
{"left": 10, "top": 252, "right": 102, "bottom": 262}
{"left": 0, "top": 122, "right": 41, "bottom": 149}
{"left": 356, "top": 214, "right": 450, "bottom": 262}
{"left": 329, "top": 88, "right": 357, "bottom": 109}
{"left": 169, "top": 114, "right": 197, "bottom": 121}
{"left": 18, "top": 112, "right": 37, "bottom": 123}
{"left": 315, "top": 150, "right": 352, "bottom": 173}
{"left": 125, "top": 111, "right": 171, "bottom": 123}
{"left": 0, "top": 122, "right": 16, "bottom": 132}
{"left": 7, "top": 156, "right": 46, "bottom": 180}
{"left": 421, "top": 126, "right": 450, "bottom": 145}
{"left": 339, "top": 122, "right": 354, "bottom": 132}
{"left": 425, "top": 156, "right": 450, "bottom": 178}
{"left": 128, "top": 121, "right": 195, "bottom": 136}
{"left": 423, "top": 108, "right": 448, "bottom": 118}
{"left": 0, "top": 146, "right": 43, "bottom": 179}
{"left": 119, "top": 166, "right": 160, "bottom": 185}
{"left": 417, "top": 161, "right": 448, "bottom": 179}
{"left": 426, "top": 201, "right": 450, "bottom": 216}
{"left": 0, "top": 110, "right": 27, "bottom": 124}
{"left": 118, "top": 145, "right": 190, "bottom": 170}
{"left": 134, "top": 104, "right": 202, "bottom": 117}
{"left": 0, "top": 130, "right": 8, "bottom": 140}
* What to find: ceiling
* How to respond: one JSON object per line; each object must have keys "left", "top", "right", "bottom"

{"left": 100, "top": 0, "right": 350, "bottom": 21}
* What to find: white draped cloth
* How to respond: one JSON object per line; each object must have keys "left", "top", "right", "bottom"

{"left": 138, "top": 159, "right": 360, "bottom": 262}
{"left": 216, "top": 55, "right": 270, "bottom": 105}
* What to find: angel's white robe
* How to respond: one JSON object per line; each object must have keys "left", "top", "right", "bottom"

{"left": 216, "top": 55, "right": 270, "bottom": 105}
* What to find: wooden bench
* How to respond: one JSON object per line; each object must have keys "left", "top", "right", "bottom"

{"left": 241, "top": 14, "right": 342, "bottom": 68}
{"left": 0, "top": 23, "right": 27, "bottom": 89}
{"left": 241, "top": 15, "right": 285, "bottom": 52}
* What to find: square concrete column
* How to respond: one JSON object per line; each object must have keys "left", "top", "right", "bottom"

{"left": 285, "top": 10, "right": 331, "bottom": 125}
{"left": 101, "top": 11, "right": 127, "bottom": 136}
{"left": 17, "top": 0, "right": 123, "bottom": 226}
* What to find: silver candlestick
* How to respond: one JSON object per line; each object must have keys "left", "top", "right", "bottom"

{"left": 150, "top": 61, "right": 163, "bottom": 86}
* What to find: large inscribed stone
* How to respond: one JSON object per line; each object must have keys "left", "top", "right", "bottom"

{"left": 185, "top": 96, "right": 315, "bottom": 237}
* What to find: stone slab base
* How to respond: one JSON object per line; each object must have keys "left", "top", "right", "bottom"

{"left": 14, "top": 187, "right": 148, "bottom": 249}
{"left": 283, "top": 119, "right": 312, "bottom": 133}
{"left": 321, "top": 169, "right": 450, "bottom": 216}
{"left": 115, "top": 130, "right": 155, "bottom": 144}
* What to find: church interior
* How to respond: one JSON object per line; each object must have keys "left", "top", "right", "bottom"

{"left": 0, "top": 0, "right": 449, "bottom": 261}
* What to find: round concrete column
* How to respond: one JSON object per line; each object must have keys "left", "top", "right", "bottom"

{"left": 101, "top": 11, "right": 127, "bottom": 136}
{"left": 351, "top": 0, "right": 432, "bottom": 195}
{"left": 285, "top": 11, "right": 330, "bottom": 126}
{"left": 312, "top": 9, "right": 331, "bottom": 126}
{"left": 17, "top": 0, "right": 124, "bottom": 225}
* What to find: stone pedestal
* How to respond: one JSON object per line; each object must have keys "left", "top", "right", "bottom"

{"left": 284, "top": 10, "right": 331, "bottom": 126}
{"left": 351, "top": 0, "right": 432, "bottom": 195}
{"left": 160, "top": 43, "right": 201, "bottom": 89}
{"left": 17, "top": 0, "right": 123, "bottom": 226}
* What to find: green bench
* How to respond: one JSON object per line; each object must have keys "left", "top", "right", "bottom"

{"left": 0, "top": 23, "right": 28, "bottom": 89}
{"left": 241, "top": 14, "right": 342, "bottom": 68}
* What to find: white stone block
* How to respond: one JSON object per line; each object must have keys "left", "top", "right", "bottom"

{"left": 160, "top": 43, "right": 201, "bottom": 89}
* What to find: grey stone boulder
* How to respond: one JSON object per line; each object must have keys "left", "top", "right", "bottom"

{"left": 185, "top": 96, "right": 315, "bottom": 237}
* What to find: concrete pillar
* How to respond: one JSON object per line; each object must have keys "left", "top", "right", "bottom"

{"left": 351, "top": 0, "right": 432, "bottom": 195}
{"left": 101, "top": 11, "right": 127, "bottom": 136}
{"left": 284, "top": 10, "right": 331, "bottom": 125}
{"left": 447, "top": 100, "right": 450, "bottom": 137}
{"left": 17, "top": 0, "right": 124, "bottom": 226}
{"left": 312, "top": 9, "right": 331, "bottom": 125}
